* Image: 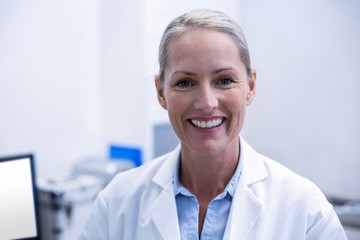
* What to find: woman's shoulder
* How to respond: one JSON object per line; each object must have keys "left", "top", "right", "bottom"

{"left": 99, "top": 148, "right": 178, "bottom": 202}
{"left": 259, "top": 154, "right": 316, "bottom": 189}
{"left": 240, "top": 138, "right": 317, "bottom": 193}
{"left": 255, "top": 153, "right": 330, "bottom": 208}
{"left": 250, "top": 154, "right": 313, "bottom": 197}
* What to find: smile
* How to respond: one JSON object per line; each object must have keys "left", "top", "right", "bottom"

{"left": 190, "top": 118, "right": 223, "bottom": 128}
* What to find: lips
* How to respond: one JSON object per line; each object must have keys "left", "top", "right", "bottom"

{"left": 190, "top": 118, "right": 223, "bottom": 128}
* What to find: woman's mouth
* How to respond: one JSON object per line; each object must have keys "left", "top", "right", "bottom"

{"left": 190, "top": 118, "right": 223, "bottom": 129}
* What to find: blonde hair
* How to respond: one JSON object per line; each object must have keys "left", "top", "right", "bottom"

{"left": 158, "top": 9, "right": 252, "bottom": 81}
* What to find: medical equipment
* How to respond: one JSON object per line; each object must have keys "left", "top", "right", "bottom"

{"left": 37, "top": 157, "right": 134, "bottom": 240}
{"left": 0, "top": 154, "right": 41, "bottom": 240}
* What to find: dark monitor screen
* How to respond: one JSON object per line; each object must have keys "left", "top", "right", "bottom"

{"left": 0, "top": 154, "right": 40, "bottom": 240}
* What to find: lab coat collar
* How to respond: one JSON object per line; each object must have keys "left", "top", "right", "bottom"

{"left": 150, "top": 145, "right": 181, "bottom": 240}
{"left": 223, "top": 137, "right": 268, "bottom": 239}
{"left": 152, "top": 137, "right": 267, "bottom": 187}
{"left": 239, "top": 137, "right": 268, "bottom": 186}
{"left": 152, "top": 144, "right": 181, "bottom": 187}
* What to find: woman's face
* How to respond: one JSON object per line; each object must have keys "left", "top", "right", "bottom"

{"left": 156, "top": 29, "right": 256, "bottom": 156}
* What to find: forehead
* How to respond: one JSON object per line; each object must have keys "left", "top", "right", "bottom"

{"left": 168, "top": 29, "right": 238, "bottom": 54}
{"left": 165, "top": 29, "right": 244, "bottom": 74}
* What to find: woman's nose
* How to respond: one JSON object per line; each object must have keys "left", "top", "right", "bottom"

{"left": 194, "top": 85, "right": 218, "bottom": 112}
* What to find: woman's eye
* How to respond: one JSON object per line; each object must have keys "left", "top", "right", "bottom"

{"left": 218, "top": 78, "right": 234, "bottom": 85}
{"left": 176, "top": 80, "right": 192, "bottom": 87}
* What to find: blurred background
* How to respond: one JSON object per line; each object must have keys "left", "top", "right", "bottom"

{"left": 1, "top": 0, "right": 359, "bottom": 239}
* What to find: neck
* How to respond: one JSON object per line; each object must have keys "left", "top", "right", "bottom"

{"left": 179, "top": 139, "right": 240, "bottom": 201}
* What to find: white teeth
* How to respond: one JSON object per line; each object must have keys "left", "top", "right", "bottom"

{"left": 191, "top": 118, "right": 222, "bottom": 128}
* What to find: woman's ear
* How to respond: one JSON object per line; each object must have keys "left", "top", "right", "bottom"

{"left": 246, "top": 69, "right": 257, "bottom": 106}
{"left": 155, "top": 75, "right": 167, "bottom": 110}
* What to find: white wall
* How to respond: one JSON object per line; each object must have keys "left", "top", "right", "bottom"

{"left": 0, "top": 1, "right": 105, "bottom": 177}
{"left": 240, "top": 0, "right": 360, "bottom": 199}
{"left": 100, "top": 0, "right": 148, "bottom": 150}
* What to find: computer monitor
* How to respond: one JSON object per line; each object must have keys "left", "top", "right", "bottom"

{"left": 0, "top": 154, "right": 41, "bottom": 240}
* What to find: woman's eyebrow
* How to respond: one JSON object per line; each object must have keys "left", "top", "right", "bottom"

{"left": 213, "top": 67, "right": 237, "bottom": 74}
{"left": 171, "top": 70, "right": 196, "bottom": 77}
{"left": 171, "top": 67, "right": 238, "bottom": 77}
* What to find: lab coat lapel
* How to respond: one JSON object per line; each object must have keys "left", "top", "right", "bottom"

{"left": 223, "top": 180, "right": 263, "bottom": 239}
{"left": 149, "top": 145, "right": 181, "bottom": 240}
{"left": 223, "top": 138, "right": 267, "bottom": 239}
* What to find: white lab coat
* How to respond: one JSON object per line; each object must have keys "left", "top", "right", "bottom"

{"left": 80, "top": 138, "right": 347, "bottom": 240}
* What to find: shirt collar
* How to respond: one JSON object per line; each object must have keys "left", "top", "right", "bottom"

{"left": 173, "top": 137, "right": 243, "bottom": 198}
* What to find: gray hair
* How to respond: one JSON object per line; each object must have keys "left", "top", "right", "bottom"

{"left": 158, "top": 9, "right": 252, "bottom": 81}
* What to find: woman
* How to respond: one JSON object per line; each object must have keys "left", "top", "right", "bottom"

{"left": 80, "top": 9, "right": 347, "bottom": 240}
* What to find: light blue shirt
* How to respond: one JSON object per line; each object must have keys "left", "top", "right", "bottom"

{"left": 173, "top": 149, "right": 243, "bottom": 240}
